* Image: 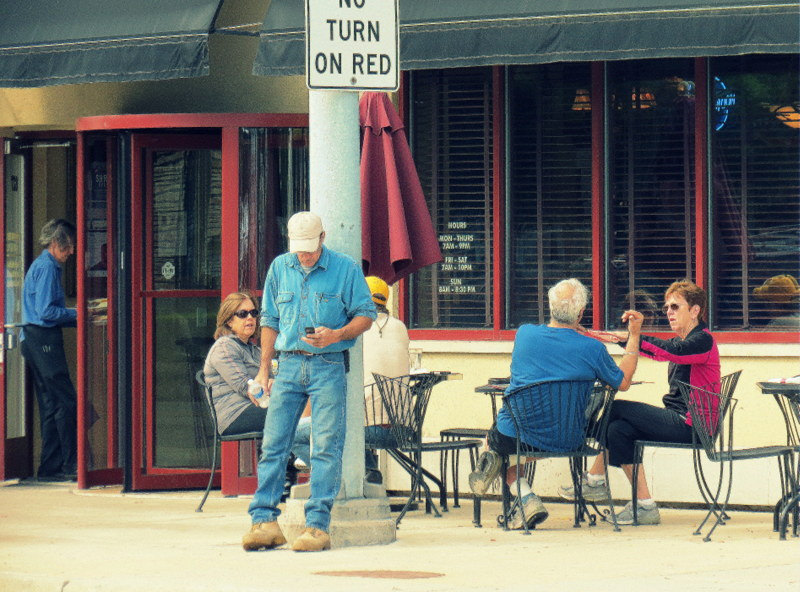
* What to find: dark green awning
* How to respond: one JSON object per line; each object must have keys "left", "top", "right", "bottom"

{"left": 0, "top": 0, "right": 224, "bottom": 87}
{"left": 254, "top": 0, "right": 800, "bottom": 76}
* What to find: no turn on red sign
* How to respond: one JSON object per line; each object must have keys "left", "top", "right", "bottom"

{"left": 305, "top": 0, "right": 399, "bottom": 91}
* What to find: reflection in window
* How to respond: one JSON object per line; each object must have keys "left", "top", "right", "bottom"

{"left": 607, "top": 59, "right": 696, "bottom": 330}
{"left": 409, "top": 68, "right": 494, "bottom": 329}
{"left": 507, "top": 63, "right": 593, "bottom": 328}
{"left": 711, "top": 55, "right": 800, "bottom": 331}
{"left": 151, "top": 150, "right": 221, "bottom": 290}
{"left": 239, "top": 128, "right": 309, "bottom": 290}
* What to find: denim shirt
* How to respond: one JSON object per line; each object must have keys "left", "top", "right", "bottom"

{"left": 22, "top": 249, "right": 77, "bottom": 334}
{"left": 260, "top": 245, "right": 376, "bottom": 353}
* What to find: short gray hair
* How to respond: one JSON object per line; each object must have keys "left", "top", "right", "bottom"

{"left": 39, "top": 219, "right": 76, "bottom": 249}
{"left": 548, "top": 278, "right": 589, "bottom": 324}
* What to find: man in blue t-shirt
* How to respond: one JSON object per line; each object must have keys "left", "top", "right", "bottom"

{"left": 469, "top": 278, "right": 642, "bottom": 529}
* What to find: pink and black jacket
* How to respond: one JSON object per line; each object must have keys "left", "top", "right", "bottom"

{"left": 628, "top": 322, "right": 721, "bottom": 426}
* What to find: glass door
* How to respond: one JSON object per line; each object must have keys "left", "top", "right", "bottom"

{"left": 130, "top": 134, "right": 221, "bottom": 490}
{"left": 1, "top": 145, "right": 31, "bottom": 479}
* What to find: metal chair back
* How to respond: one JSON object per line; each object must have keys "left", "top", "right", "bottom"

{"left": 193, "top": 370, "right": 262, "bottom": 512}
{"left": 503, "top": 380, "right": 612, "bottom": 454}
{"left": 676, "top": 371, "right": 798, "bottom": 541}
{"left": 499, "top": 379, "right": 618, "bottom": 533}
{"left": 373, "top": 373, "right": 441, "bottom": 452}
{"left": 676, "top": 371, "right": 741, "bottom": 462}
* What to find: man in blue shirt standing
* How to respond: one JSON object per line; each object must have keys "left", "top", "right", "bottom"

{"left": 21, "top": 219, "right": 78, "bottom": 481}
{"left": 243, "top": 211, "right": 376, "bottom": 553}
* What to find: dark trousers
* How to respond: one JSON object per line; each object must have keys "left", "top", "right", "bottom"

{"left": 605, "top": 399, "right": 693, "bottom": 467}
{"left": 21, "top": 325, "right": 77, "bottom": 476}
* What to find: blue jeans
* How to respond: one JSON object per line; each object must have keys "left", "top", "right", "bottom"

{"left": 292, "top": 419, "right": 396, "bottom": 470}
{"left": 248, "top": 351, "right": 346, "bottom": 531}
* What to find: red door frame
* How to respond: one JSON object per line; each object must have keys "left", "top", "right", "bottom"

{"left": 76, "top": 113, "right": 308, "bottom": 494}
{"left": 130, "top": 133, "right": 221, "bottom": 490}
{"left": 0, "top": 139, "right": 6, "bottom": 480}
{"left": 76, "top": 135, "right": 123, "bottom": 488}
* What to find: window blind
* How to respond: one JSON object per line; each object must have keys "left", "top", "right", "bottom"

{"left": 506, "top": 63, "right": 593, "bottom": 328}
{"left": 238, "top": 128, "right": 309, "bottom": 291}
{"left": 409, "top": 68, "right": 494, "bottom": 329}
{"left": 711, "top": 55, "right": 800, "bottom": 331}
{"left": 607, "top": 59, "right": 696, "bottom": 331}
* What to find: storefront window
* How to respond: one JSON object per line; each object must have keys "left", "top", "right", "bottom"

{"left": 239, "top": 127, "right": 309, "bottom": 291}
{"left": 409, "top": 68, "right": 494, "bottom": 329}
{"left": 151, "top": 149, "right": 221, "bottom": 290}
{"left": 407, "top": 56, "right": 797, "bottom": 340}
{"left": 710, "top": 55, "right": 800, "bottom": 331}
{"left": 607, "top": 59, "right": 695, "bottom": 331}
{"left": 506, "top": 63, "right": 593, "bottom": 328}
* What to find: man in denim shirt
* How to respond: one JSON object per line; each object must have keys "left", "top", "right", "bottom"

{"left": 21, "top": 219, "right": 78, "bottom": 481}
{"left": 243, "top": 211, "right": 376, "bottom": 553}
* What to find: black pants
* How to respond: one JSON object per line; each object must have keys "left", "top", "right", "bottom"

{"left": 221, "top": 404, "right": 267, "bottom": 436}
{"left": 21, "top": 325, "right": 77, "bottom": 476}
{"left": 605, "top": 399, "right": 693, "bottom": 467}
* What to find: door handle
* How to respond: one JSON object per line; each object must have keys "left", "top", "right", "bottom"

{"left": 5, "top": 332, "right": 18, "bottom": 350}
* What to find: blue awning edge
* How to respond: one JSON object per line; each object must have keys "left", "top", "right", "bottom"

{"left": 254, "top": 0, "right": 800, "bottom": 77}
{"left": 0, "top": 0, "right": 224, "bottom": 88}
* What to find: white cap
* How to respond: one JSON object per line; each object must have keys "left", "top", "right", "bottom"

{"left": 287, "top": 211, "right": 323, "bottom": 253}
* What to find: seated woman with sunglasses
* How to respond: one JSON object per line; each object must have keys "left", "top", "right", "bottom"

{"left": 203, "top": 292, "right": 268, "bottom": 436}
{"left": 560, "top": 279, "right": 720, "bottom": 525}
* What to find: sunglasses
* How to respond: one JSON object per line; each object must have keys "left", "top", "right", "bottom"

{"left": 662, "top": 303, "right": 685, "bottom": 314}
{"left": 232, "top": 309, "right": 259, "bottom": 319}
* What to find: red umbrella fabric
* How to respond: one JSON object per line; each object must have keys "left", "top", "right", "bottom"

{"left": 360, "top": 91, "right": 442, "bottom": 285}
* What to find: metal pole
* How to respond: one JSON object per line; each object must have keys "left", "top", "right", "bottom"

{"left": 308, "top": 89, "right": 365, "bottom": 499}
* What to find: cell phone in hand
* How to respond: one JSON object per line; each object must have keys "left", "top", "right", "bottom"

{"left": 305, "top": 327, "right": 315, "bottom": 335}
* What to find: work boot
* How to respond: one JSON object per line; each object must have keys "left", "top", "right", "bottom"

{"left": 291, "top": 527, "right": 331, "bottom": 552}
{"left": 242, "top": 521, "right": 287, "bottom": 551}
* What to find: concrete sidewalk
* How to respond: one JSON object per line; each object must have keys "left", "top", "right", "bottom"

{"left": 0, "top": 480, "right": 797, "bottom": 592}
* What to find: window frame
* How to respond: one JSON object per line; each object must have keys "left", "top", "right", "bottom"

{"left": 401, "top": 59, "right": 797, "bottom": 345}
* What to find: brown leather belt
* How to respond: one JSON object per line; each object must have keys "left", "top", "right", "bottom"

{"left": 286, "top": 350, "right": 317, "bottom": 356}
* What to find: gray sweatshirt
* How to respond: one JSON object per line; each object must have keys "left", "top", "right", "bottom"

{"left": 203, "top": 335, "right": 262, "bottom": 433}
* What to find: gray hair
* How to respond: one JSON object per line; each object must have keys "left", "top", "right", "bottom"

{"left": 39, "top": 219, "right": 76, "bottom": 249}
{"left": 548, "top": 278, "right": 589, "bottom": 324}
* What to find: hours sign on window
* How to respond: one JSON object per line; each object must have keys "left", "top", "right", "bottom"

{"left": 305, "top": 0, "right": 399, "bottom": 91}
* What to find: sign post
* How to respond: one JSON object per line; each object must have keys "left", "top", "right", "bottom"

{"left": 305, "top": 0, "right": 399, "bottom": 92}
{"left": 278, "top": 0, "right": 399, "bottom": 548}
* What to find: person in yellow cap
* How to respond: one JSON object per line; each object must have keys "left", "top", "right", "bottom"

{"left": 753, "top": 274, "right": 800, "bottom": 330}
{"left": 362, "top": 276, "right": 411, "bottom": 480}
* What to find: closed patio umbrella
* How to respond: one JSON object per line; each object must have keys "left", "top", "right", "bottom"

{"left": 360, "top": 92, "right": 442, "bottom": 285}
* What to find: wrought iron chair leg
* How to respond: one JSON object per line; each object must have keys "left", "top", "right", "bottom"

{"left": 703, "top": 455, "right": 734, "bottom": 541}
{"left": 439, "top": 447, "right": 449, "bottom": 511}
{"left": 473, "top": 496, "right": 482, "bottom": 528}
{"left": 631, "top": 445, "right": 643, "bottom": 526}
{"left": 196, "top": 434, "right": 219, "bottom": 513}
{"left": 469, "top": 447, "right": 481, "bottom": 527}
{"left": 691, "top": 450, "right": 719, "bottom": 536}
{"left": 603, "top": 453, "right": 620, "bottom": 531}
{"left": 452, "top": 448, "right": 460, "bottom": 508}
{"left": 498, "top": 454, "right": 511, "bottom": 531}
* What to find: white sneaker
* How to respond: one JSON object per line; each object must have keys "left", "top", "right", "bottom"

{"left": 507, "top": 493, "right": 549, "bottom": 529}
{"left": 616, "top": 501, "right": 661, "bottom": 525}
{"left": 558, "top": 474, "right": 611, "bottom": 502}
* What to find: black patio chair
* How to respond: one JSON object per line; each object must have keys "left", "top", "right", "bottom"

{"left": 768, "top": 389, "right": 800, "bottom": 538}
{"left": 630, "top": 370, "right": 742, "bottom": 526}
{"left": 373, "top": 372, "right": 483, "bottom": 526}
{"left": 676, "top": 379, "right": 797, "bottom": 541}
{"left": 194, "top": 370, "right": 263, "bottom": 513}
{"left": 439, "top": 427, "right": 486, "bottom": 510}
{"left": 497, "top": 380, "right": 619, "bottom": 534}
